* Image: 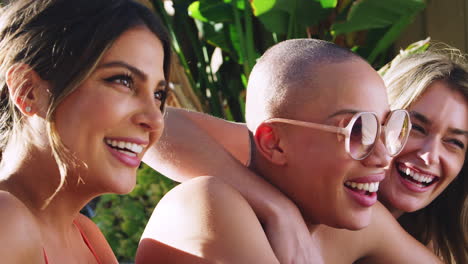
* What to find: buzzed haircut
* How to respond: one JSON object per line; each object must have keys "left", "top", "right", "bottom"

{"left": 245, "top": 38, "right": 365, "bottom": 131}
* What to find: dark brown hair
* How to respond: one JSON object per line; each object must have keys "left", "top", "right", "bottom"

{"left": 0, "top": 0, "right": 171, "bottom": 205}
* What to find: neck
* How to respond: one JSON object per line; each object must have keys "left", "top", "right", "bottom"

{"left": 380, "top": 198, "right": 404, "bottom": 219}
{"left": 0, "top": 143, "right": 98, "bottom": 232}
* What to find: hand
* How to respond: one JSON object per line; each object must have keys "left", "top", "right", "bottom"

{"left": 263, "top": 200, "right": 323, "bottom": 264}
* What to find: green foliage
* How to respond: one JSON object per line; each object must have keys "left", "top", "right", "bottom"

{"left": 150, "top": 0, "right": 426, "bottom": 122}
{"left": 378, "top": 37, "right": 430, "bottom": 76}
{"left": 93, "top": 164, "right": 176, "bottom": 262}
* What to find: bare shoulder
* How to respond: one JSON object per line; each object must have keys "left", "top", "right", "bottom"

{"left": 0, "top": 191, "right": 43, "bottom": 263}
{"left": 355, "top": 202, "right": 442, "bottom": 263}
{"left": 137, "top": 176, "right": 279, "bottom": 264}
{"left": 74, "top": 213, "right": 118, "bottom": 263}
{"left": 318, "top": 202, "right": 441, "bottom": 263}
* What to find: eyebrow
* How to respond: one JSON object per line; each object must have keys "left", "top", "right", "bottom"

{"left": 157, "top": 79, "right": 168, "bottom": 89}
{"left": 410, "top": 110, "right": 468, "bottom": 137}
{"left": 409, "top": 111, "right": 431, "bottom": 125}
{"left": 98, "top": 60, "right": 167, "bottom": 89}
{"left": 98, "top": 61, "right": 147, "bottom": 81}
{"left": 327, "top": 109, "right": 359, "bottom": 119}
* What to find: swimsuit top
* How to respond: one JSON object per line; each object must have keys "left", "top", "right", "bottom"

{"left": 43, "top": 220, "right": 101, "bottom": 264}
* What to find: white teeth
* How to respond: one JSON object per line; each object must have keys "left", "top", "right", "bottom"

{"left": 125, "top": 142, "right": 132, "bottom": 150}
{"left": 129, "top": 143, "right": 144, "bottom": 154}
{"left": 105, "top": 139, "right": 145, "bottom": 154}
{"left": 118, "top": 141, "right": 125, "bottom": 149}
{"left": 116, "top": 149, "right": 137, "bottom": 157}
{"left": 398, "top": 164, "right": 435, "bottom": 184}
{"left": 345, "top": 181, "right": 380, "bottom": 192}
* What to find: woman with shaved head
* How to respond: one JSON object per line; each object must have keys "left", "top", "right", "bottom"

{"left": 137, "top": 39, "right": 444, "bottom": 263}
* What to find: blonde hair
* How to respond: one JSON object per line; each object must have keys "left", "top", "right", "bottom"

{"left": 382, "top": 45, "right": 468, "bottom": 264}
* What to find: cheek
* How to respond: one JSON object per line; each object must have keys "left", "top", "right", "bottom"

{"left": 398, "top": 136, "right": 422, "bottom": 154}
{"left": 443, "top": 158, "right": 464, "bottom": 186}
{"left": 53, "top": 89, "right": 125, "bottom": 147}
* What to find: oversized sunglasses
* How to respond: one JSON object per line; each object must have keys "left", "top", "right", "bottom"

{"left": 263, "top": 109, "right": 411, "bottom": 160}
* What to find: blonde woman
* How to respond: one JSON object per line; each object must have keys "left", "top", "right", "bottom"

{"left": 380, "top": 49, "right": 468, "bottom": 264}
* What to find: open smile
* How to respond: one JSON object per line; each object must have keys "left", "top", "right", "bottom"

{"left": 105, "top": 138, "right": 145, "bottom": 157}
{"left": 396, "top": 163, "right": 439, "bottom": 190}
{"left": 344, "top": 175, "right": 383, "bottom": 207}
{"left": 104, "top": 138, "right": 147, "bottom": 167}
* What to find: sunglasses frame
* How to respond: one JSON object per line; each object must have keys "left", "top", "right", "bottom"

{"left": 262, "top": 109, "right": 411, "bottom": 160}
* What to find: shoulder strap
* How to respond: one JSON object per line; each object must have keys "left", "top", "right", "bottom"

{"left": 73, "top": 220, "right": 102, "bottom": 264}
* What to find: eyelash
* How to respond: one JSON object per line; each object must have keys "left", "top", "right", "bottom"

{"left": 411, "top": 124, "right": 426, "bottom": 135}
{"left": 104, "top": 73, "right": 167, "bottom": 109}
{"left": 412, "top": 124, "right": 465, "bottom": 150}
{"left": 446, "top": 139, "right": 465, "bottom": 149}
{"left": 104, "top": 73, "right": 134, "bottom": 89}
{"left": 154, "top": 88, "right": 167, "bottom": 102}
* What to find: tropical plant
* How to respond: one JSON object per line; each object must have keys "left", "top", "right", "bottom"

{"left": 149, "top": 0, "right": 426, "bottom": 121}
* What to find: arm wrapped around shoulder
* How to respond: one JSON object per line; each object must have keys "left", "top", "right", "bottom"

{"left": 136, "top": 176, "right": 280, "bottom": 264}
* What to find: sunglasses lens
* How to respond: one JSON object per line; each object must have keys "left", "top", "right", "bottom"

{"left": 349, "top": 113, "right": 379, "bottom": 160}
{"left": 385, "top": 110, "right": 411, "bottom": 156}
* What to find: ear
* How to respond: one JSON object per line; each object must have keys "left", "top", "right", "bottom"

{"left": 6, "top": 63, "right": 50, "bottom": 116}
{"left": 254, "top": 123, "right": 287, "bottom": 166}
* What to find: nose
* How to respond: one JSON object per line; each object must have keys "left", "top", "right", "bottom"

{"left": 361, "top": 137, "right": 391, "bottom": 168}
{"left": 417, "top": 136, "right": 439, "bottom": 166}
{"left": 132, "top": 97, "right": 164, "bottom": 133}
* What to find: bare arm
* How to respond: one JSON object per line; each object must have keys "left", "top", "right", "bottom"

{"left": 144, "top": 107, "right": 250, "bottom": 181}
{"left": 143, "top": 107, "right": 316, "bottom": 263}
{"left": 0, "top": 192, "right": 43, "bottom": 264}
{"left": 144, "top": 107, "right": 296, "bottom": 220}
{"left": 136, "top": 177, "right": 280, "bottom": 264}
{"left": 144, "top": 107, "right": 289, "bottom": 220}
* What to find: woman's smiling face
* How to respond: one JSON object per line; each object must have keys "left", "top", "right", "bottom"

{"left": 380, "top": 80, "right": 468, "bottom": 215}
{"left": 54, "top": 26, "right": 166, "bottom": 194}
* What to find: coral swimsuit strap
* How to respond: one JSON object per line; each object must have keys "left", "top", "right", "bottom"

{"left": 43, "top": 220, "right": 101, "bottom": 264}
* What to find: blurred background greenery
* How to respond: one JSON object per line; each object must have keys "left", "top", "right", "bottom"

{"left": 92, "top": 0, "right": 431, "bottom": 262}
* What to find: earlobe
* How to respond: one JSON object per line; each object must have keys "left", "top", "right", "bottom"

{"left": 6, "top": 63, "right": 47, "bottom": 116}
{"left": 254, "top": 123, "right": 287, "bottom": 165}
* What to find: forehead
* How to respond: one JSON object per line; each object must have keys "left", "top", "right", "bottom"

{"left": 99, "top": 26, "right": 165, "bottom": 80}
{"left": 409, "top": 80, "right": 468, "bottom": 130}
{"left": 294, "top": 60, "right": 389, "bottom": 121}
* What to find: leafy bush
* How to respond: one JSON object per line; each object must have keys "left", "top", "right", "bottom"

{"left": 151, "top": 0, "right": 426, "bottom": 121}
{"left": 93, "top": 164, "right": 176, "bottom": 262}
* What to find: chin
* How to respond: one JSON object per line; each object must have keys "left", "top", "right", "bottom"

{"left": 341, "top": 218, "right": 371, "bottom": 231}
{"left": 382, "top": 192, "right": 424, "bottom": 214}
{"left": 102, "top": 171, "right": 137, "bottom": 195}
{"left": 327, "top": 210, "right": 372, "bottom": 231}
{"left": 115, "top": 178, "right": 137, "bottom": 194}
